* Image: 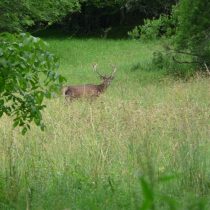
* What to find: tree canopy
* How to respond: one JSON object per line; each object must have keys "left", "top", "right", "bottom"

{"left": 0, "top": 0, "right": 177, "bottom": 34}
{"left": 0, "top": 0, "right": 80, "bottom": 32}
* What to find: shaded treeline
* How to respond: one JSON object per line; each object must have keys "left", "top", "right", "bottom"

{"left": 62, "top": 0, "right": 177, "bottom": 37}
{"left": 0, "top": 0, "right": 177, "bottom": 38}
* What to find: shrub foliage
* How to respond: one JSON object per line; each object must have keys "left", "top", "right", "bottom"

{"left": 0, "top": 33, "right": 65, "bottom": 134}
{"left": 0, "top": 0, "right": 80, "bottom": 32}
{"left": 175, "top": 0, "right": 210, "bottom": 67}
{"left": 128, "top": 13, "right": 177, "bottom": 40}
{"left": 130, "top": 0, "right": 210, "bottom": 74}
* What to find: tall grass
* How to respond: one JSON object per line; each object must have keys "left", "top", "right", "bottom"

{"left": 0, "top": 38, "right": 210, "bottom": 209}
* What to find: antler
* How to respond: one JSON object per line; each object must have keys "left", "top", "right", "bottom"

{"left": 110, "top": 64, "right": 117, "bottom": 77}
{"left": 93, "top": 63, "right": 117, "bottom": 77}
{"left": 92, "top": 63, "right": 103, "bottom": 77}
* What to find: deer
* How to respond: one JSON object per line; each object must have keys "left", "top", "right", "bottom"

{"left": 62, "top": 64, "right": 117, "bottom": 100}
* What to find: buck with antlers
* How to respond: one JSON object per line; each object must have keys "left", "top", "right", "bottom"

{"left": 62, "top": 64, "right": 117, "bottom": 100}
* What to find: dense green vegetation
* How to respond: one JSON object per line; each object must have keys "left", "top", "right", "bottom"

{"left": 175, "top": 0, "right": 210, "bottom": 67}
{"left": 129, "top": 0, "right": 210, "bottom": 72}
{"left": 0, "top": 33, "right": 64, "bottom": 134}
{"left": 0, "top": 0, "right": 80, "bottom": 32}
{"left": 0, "top": 0, "right": 176, "bottom": 34}
{"left": 0, "top": 38, "right": 210, "bottom": 209}
{"left": 0, "top": 0, "right": 210, "bottom": 209}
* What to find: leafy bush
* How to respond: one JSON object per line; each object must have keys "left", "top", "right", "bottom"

{"left": 174, "top": 0, "right": 210, "bottom": 68}
{"left": 0, "top": 33, "right": 65, "bottom": 134}
{"left": 128, "top": 12, "right": 177, "bottom": 40}
{"left": 130, "top": 0, "right": 210, "bottom": 76}
{"left": 152, "top": 0, "right": 210, "bottom": 75}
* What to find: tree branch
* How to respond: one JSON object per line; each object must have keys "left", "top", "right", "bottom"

{"left": 164, "top": 46, "right": 199, "bottom": 57}
{"left": 172, "top": 56, "right": 202, "bottom": 64}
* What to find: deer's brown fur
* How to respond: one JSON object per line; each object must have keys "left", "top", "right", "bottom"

{"left": 63, "top": 64, "right": 116, "bottom": 100}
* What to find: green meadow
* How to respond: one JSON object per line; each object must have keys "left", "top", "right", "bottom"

{"left": 0, "top": 38, "right": 210, "bottom": 209}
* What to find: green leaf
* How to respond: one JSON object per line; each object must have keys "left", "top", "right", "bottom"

{"left": 13, "top": 120, "right": 19, "bottom": 128}
{"left": 21, "top": 127, "right": 27, "bottom": 135}
{"left": 34, "top": 117, "right": 41, "bottom": 126}
{"left": 0, "top": 110, "right": 3, "bottom": 118}
{"left": 0, "top": 48, "right": 3, "bottom": 56}
{"left": 0, "top": 99, "right": 4, "bottom": 106}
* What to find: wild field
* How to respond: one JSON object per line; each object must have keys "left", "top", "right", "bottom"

{"left": 0, "top": 38, "right": 210, "bottom": 210}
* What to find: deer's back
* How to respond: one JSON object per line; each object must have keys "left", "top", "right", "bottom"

{"left": 65, "top": 84, "right": 100, "bottom": 98}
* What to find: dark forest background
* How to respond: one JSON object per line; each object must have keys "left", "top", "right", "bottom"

{"left": 0, "top": 0, "right": 177, "bottom": 38}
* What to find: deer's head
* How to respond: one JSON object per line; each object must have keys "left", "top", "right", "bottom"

{"left": 92, "top": 63, "right": 117, "bottom": 88}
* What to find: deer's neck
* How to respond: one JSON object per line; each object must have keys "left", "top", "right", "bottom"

{"left": 98, "top": 83, "right": 109, "bottom": 92}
